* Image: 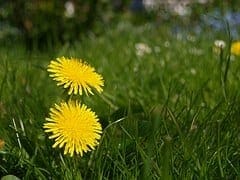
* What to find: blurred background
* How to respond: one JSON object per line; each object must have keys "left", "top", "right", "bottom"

{"left": 0, "top": 0, "right": 240, "bottom": 51}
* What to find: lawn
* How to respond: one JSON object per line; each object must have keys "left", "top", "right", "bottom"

{"left": 0, "top": 20, "right": 240, "bottom": 179}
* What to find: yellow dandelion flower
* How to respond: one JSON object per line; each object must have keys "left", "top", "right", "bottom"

{"left": 231, "top": 41, "right": 240, "bottom": 56}
{"left": 48, "top": 57, "right": 104, "bottom": 95}
{"left": 43, "top": 101, "right": 102, "bottom": 157}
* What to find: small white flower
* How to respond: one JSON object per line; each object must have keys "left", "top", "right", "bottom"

{"left": 64, "top": 1, "right": 75, "bottom": 18}
{"left": 164, "top": 41, "right": 170, "bottom": 47}
{"left": 214, "top": 40, "right": 226, "bottom": 49}
{"left": 135, "top": 43, "right": 152, "bottom": 57}
{"left": 190, "top": 68, "right": 197, "bottom": 75}
{"left": 143, "top": 0, "right": 158, "bottom": 11}
{"left": 213, "top": 40, "right": 226, "bottom": 55}
{"left": 173, "top": 4, "right": 191, "bottom": 16}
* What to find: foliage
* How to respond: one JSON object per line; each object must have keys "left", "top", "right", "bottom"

{"left": 0, "top": 0, "right": 103, "bottom": 50}
{"left": 1, "top": 0, "right": 240, "bottom": 51}
{"left": 0, "top": 20, "right": 240, "bottom": 179}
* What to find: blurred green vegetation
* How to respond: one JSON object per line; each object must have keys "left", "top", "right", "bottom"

{"left": 0, "top": 19, "right": 240, "bottom": 178}
{"left": 0, "top": 0, "right": 112, "bottom": 50}
{"left": 1, "top": 0, "right": 240, "bottom": 51}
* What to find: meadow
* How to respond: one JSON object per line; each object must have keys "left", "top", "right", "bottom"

{"left": 0, "top": 20, "right": 240, "bottom": 179}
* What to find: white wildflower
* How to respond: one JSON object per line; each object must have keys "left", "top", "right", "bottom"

{"left": 214, "top": 40, "right": 226, "bottom": 49}
{"left": 64, "top": 1, "right": 75, "bottom": 18}
{"left": 135, "top": 43, "right": 152, "bottom": 57}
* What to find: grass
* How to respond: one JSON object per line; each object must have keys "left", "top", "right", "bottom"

{"left": 0, "top": 21, "right": 240, "bottom": 179}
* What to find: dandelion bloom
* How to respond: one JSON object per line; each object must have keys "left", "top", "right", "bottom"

{"left": 43, "top": 101, "right": 102, "bottom": 156}
{"left": 48, "top": 57, "right": 104, "bottom": 95}
{"left": 214, "top": 40, "right": 226, "bottom": 49}
{"left": 231, "top": 41, "right": 240, "bottom": 56}
{"left": 213, "top": 40, "right": 226, "bottom": 55}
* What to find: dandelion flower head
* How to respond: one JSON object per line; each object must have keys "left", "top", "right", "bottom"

{"left": 231, "top": 41, "right": 240, "bottom": 56}
{"left": 48, "top": 57, "right": 104, "bottom": 95}
{"left": 43, "top": 101, "right": 102, "bottom": 156}
{"left": 213, "top": 40, "right": 226, "bottom": 55}
{"left": 214, "top": 40, "right": 226, "bottom": 49}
